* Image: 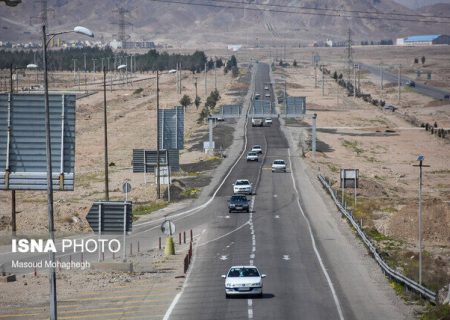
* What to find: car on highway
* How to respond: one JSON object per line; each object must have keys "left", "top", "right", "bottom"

{"left": 265, "top": 93, "right": 270, "bottom": 98}
{"left": 246, "top": 151, "right": 259, "bottom": 162}
{"left": 227, "top": 195, "right": 250, "bottom": 213}
{"left": 264, "top": 86, "right": 269, "bottom": 90}
{"left": 233, "top": 179, "right": 252, "bottom": 195}
{"left": 272, "top": 159, "right": 287, "bottom": 172}
{"left": 264, "top": 118, "right": 272, "bottom": 126}
{"left": 222, "top": 266, "right": 266, "bottom": 298}
{"left": 251, "top": 145, "right": 262, "bottom": 154}
{"left": 405, "top": 80, "right": 415, "bottom": 87}
{"left": 251, "top": 117, "right": 264, "bottom": 127}
{"left": 254, "top": 93, "right": 261, "bottom": 100}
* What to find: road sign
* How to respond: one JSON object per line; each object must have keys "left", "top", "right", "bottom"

{"left": 158, "top": 106, "right": 184, "bottom": 149}
{"left": 86, "top": 201, "right": 133, "bottom": 233}
{"left": 122, "top": 181, "right": 132, "bottom": 193}
{"left": 132, "top": 149, "right": 180, "bottom": 172}
{"left": 0, "top": 93, "right": 76, "bottom": 190}
{"left": 155, "top": 166, "right": 170, "bottom": 185}
{"left": 161, "top": 220, "right": 175, "bottom": 236}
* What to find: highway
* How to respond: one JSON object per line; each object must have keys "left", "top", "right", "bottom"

{"left": 164, "top": 63, "right": 409, "bottom": 320}
{"left": 0, "top": 63, "right": 410, "bottom": 320}
{"left": 359, "top": 62, "right": 450, "bottom": 100}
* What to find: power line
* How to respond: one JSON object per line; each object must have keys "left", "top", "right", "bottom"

{"left": 212, "top": 0, "right": 450, "bottom": 20}
{"left": 146, "top": 0, "right": 450, "bottom": 24}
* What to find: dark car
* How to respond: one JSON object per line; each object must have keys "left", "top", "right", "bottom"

{"left": 228, "top": 195, "right": 250, "bottom": 213}
{"left": 405, "top": 80, "right": 415, "bottom": 87}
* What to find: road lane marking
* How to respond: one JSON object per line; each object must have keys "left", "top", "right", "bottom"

{"left": 288, "top": 148, "right": 345, "bottom": 320}
{"left": 248, "top": 308, "right": 254, "bottom": 319}
{"left": 220, "top": 255, "right": 228, "bottom": 260}
{"left": 274, "top": 215, "right": 280, "bottom": 219}
{"left": 282, "top": 255, "right": 290, "bottom": 261}
{"left": 248, "top": 299, "right": 253, "bottom": 307}
{"left": 250, "top": 254, "right": 255, "bottom": 259}
{"left": 197, "top": 221, "right": 250, "bottom": 247}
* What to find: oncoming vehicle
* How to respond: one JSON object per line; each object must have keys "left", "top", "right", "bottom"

{"left": 233, "top": 179, "right": 252, "bottom": 195}
{"left": 265, "top": 93, "right": 270, "bottom": 98}
{"left": 222, "top": 266, "right": 266, "bottom": 298}
{"left": 251, "top": 117, "right": 264, "bottom": 127}
{"left": 246, "top": 151, "right": 259, "bottom": 162}
{"left": 227, "top": 195, "right": 250, "bottom": 213}
{"left": 264, "top": 118, "right": 272, "bottom": 126}
{"left": 254, "top": 93, "right": 261, "bottom": 100}
{"left": 272, "top": 159, "right": 287, "bottom": 172}
{"left": 251, "top": 145, "right": 262, "bottom": 154}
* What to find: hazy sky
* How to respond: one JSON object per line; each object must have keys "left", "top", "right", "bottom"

{"left": 393, "top": 0, "right": 450, "bottom": 9}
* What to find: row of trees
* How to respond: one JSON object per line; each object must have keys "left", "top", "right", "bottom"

{"left": 0, "top": 48, "right": 232, "bottom": 73}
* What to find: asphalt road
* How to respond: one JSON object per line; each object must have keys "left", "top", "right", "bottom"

{"left": 0, "top": 63, "right": 411, "bottom": 320}
{"left": 359, "top": 62, "right": 450, "bottom": 100}
{"left": 165, "top": 63, "right": 410, "bottom": 320}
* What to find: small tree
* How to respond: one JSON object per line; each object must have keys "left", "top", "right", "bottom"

{"left": 279, "top": 59, "right": 284, "bottom": 66}
{"left": 434, "top": 121, "right": 438, "bottom": 128}
{"left": 414, "top": 57, "right": 419, "bottom": 64}
{"left": 332, "top": 71, "right": 338, "bottom": 80}
{"left": 338, "top": 73, "right": 343, "bottom": 80}
{"left": 421, "top": 56, "right": 426, "bottom": 65}
{"left": 194, "top": 96, "right": 201, "bottom": 110}
{"left": 180, "top": 94, "right": 192, "bottom": 112}
{"left": 293, "top": 60, "right": 298, "bottom": 67}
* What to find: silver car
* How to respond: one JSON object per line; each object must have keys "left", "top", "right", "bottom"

{"left": 271, "top": 159, "right": 287, "bottom": 172}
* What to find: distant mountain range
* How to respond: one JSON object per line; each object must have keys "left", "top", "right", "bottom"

{"left": 392, "top": 0, "right": 450, "bottom": 9}
{"left": 1, "top": 0, "right": 449, "bottom": 47}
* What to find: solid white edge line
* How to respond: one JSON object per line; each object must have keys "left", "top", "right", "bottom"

{"left": 162, "top": 231, "right": 202, "bottom": 320}
{"left": 288, "top": 148, "right": 345, "bottom": 320}
{"left": 136, "top": 65, "right": 256, "bottom": 230}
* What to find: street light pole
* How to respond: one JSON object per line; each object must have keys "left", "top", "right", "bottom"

{"left": 156, "top": 70, "right": 161, "bottom": 199}
{"left": 41, "top": 24, "right": 93, "bottom": 320}
{"left": 42, "top": 24, "right": 57, "bottom": 320}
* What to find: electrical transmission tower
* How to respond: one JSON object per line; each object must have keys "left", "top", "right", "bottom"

{"left": 112, "top": 7, "right": 133, "bottom": 46}
{"left": 346, "top": 28, "right": 353, "bottom": 82}
{"left": 30, "top": 0, "right": 54, "bottom": 28}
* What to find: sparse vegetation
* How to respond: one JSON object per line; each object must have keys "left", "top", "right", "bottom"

{"left": 133, "top": 202, "right": 168, "bottom": 218}
{"left": 342, "top": 139, "right": 364, "bottom": 156}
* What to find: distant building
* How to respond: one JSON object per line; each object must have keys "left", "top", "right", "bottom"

{"left": 396, "top": 34, "right": 450, "bottom": 46}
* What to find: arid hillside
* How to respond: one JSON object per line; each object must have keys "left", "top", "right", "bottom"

{"left": 1, "top": 0, "right": 450, "bottom": 47}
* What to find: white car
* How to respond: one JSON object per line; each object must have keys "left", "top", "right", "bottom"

{"left": 246, "top": 151, "right": 259, "bottom": 162}
{"left": 264, "top": 118, "right": 272, "bottom": 126}
{"left": 233, "top": 179, "right": 252, "bottom": 195}
{"left": 251, "top": 145, "right": 262, "bottom": 154}
{"left": 272, "top": 159, "right": 287, "bottom": 172}
{"left": 265, "top": 93, "right": 270, "bottom": 98}
{"left": 264, "top": 86, "right": 269, "bottom": 90}
{"left": 222, "top": 266, "right": 266, "bottom": 298}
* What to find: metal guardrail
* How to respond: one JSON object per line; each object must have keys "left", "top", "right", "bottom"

{"left": 318, "top": 174, "right": 437, "bottom": 303}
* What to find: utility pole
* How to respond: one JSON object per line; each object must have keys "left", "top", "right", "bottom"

{"left": 346, "top": 28, "right": 353, "bottom": 83}
{"left": 179, "top": 62, "right": 182, "bottom": 94}
{"left": 214, "top": 61, "right": 217, "bottom": 90}
{"left": 413, "top": 155, "right": 430, "bottom": 286}
{"left": 353, "top": 64, "right": 357, "bottom": 97}
{"left": 83, "top": 52, "right": 87, "bottom": 92}
{"left": 398, "top": 64, "right": 401, "bottom": 102}
{"left": 9, "top": 64, "right": 16, "bottom": 237}
{"left": 314, "top": 64, "right": 318, "bottom": 88}
{"left": 204, "top": 63, "right": 207, "bottom": 95}
{"left": 103, "top": 66, "right": 109, "bottom": 201}
{"left": 156, "top": 71, "right": 161, "bottom": 199}
{"left": 321, "top": 65, "right": 325, "bottom": 96}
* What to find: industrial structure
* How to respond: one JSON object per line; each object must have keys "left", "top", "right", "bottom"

{"left": 396, "top": 35, "right": 450, "bottom": 46}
